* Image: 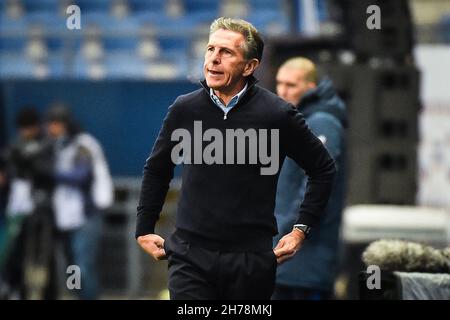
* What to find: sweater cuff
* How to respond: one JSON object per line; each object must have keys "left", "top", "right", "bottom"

{"left": 295, "top": 213, "right": 317, "bottom": 229}
{"left": 135, "top": 212, "right": 158, "bottom": 238}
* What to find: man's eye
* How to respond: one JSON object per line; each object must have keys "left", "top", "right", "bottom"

{"left": 207, "top": 47, "right": 214, "bottom": 52}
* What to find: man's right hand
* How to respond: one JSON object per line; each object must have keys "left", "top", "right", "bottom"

{"left": 137, "top": 234, "right": 166, "bottom": 260}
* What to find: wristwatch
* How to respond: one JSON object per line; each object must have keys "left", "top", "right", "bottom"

{"left": 293, "top": 224, "right": 311, "bottom": 238}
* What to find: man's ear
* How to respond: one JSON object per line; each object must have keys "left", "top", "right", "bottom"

{"left": 307, "top": 81, "right": 317, "bottom": 91}
{"left": 242, "top": 59, "right": 259, "bottom": 77}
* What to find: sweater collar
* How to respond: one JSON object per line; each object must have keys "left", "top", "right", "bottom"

{"left": 199, "top": 75, "right": 259, "bottom": 96}
{"left": 209, "top": 82, "right": 248, "bottom": 109}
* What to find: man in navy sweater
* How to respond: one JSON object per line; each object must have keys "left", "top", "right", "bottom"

{"left": 136, "top": 17, "right": 336, "bottom": 300}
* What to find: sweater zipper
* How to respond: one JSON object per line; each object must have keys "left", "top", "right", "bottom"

{"left": 223, "top": 107, "right": 235, "bottom": 120}
{"left": 199, "top": 79, "right": 258, "bottom": 121}
{"left": 223, "top": 103, "right": 238, "bottom": 120}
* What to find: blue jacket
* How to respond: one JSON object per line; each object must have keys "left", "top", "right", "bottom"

{"left": 274, "top": 78, "right": 347, "bottom": 292}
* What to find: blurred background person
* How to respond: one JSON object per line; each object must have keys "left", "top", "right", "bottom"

{"left": 0, "top": 149, "right": 7, "bottom": 266}
{"left": 272, "top": 57, "right": 348, "bottom": 300}
{"left": 46, "top": 103, "right": 113, "bottom": 300}
{"left": 0, "top": 106, "right": 55, "bottom": 299}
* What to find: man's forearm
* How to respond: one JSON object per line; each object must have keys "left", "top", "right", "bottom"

{"left": 135, "top": 102, "right": 180, "bottom": 238}
{"left": 135, "top": 162, "right": 173, "bottom": 238}
{"left": 295, "top": 158, "right": 336, "bottom": 228}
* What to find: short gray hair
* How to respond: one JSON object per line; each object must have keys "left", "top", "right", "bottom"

{"left": 209, "top": 17, "right": 264, "bottom": 62}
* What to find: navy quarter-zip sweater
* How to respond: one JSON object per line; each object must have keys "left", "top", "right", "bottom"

{"left": 136, "top": 76, "right": 336, "bottom": 251}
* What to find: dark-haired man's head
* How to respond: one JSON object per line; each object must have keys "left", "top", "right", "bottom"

{"left": 46, "top": 102, "right": 78, "bottom": 139}
{"left": 15, "top": 106, "right": 41, "bottom": 140}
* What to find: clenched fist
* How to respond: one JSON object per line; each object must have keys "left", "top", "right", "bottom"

{"left": 137, "top": 234, "right": 167, "bottom": 260}
{"left": 273, "top": 228, "right": 305, "bottom": 264}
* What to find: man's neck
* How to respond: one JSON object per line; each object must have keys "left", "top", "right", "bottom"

{"left": 213, "top": 80, "right": 247, "bottom": 106}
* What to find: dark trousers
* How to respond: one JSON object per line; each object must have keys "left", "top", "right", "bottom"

{"left": 1, "top": 206, "right": 57, "bottom": 300}
{"left": 58, "top": 213, "right": 102, "bottom": 300}
{"left": 164, "top": 231, "right": 277, "bottom": 300}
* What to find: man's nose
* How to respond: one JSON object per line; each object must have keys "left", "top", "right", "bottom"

{"left": 277, "top": 86, "right": 287, "bottom": 99}
{"left": 211, "top": 51, "right": 220, "bottom": 64}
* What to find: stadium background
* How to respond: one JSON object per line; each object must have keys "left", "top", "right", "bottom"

{"left": 1, "top": 0, "right": 450, "bottom": 299}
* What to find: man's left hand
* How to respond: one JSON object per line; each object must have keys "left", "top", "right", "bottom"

{"left": 273, "top": 229, "right": 305, "bottom": 264}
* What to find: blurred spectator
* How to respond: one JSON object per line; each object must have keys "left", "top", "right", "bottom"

{"left": 0, "top": 106, "right": 56, "bottom": 299}
{"left": 272, "top": 57, "right": 347, "bottom": 300}
{"left": 0, "top": 149, "right": 8, "bottom": 255}
{"left": 46, "top": 103, "right": 113, "bottom": 300}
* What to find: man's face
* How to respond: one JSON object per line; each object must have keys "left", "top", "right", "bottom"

{"left": 276, "top": 67, "right": 315, "bottom": 106}
{"left": 47, "top": 121, "right": 66, "bottom": 138}
{"left": 204, "top": 29, "right": 251, "bottom": 94}
{"left": 19, "top": 126, "right": 40, "bottom": 141}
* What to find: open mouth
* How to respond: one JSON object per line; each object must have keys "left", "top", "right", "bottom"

{"left": 208, "top": 69, "right": 223, "bottom": 76}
